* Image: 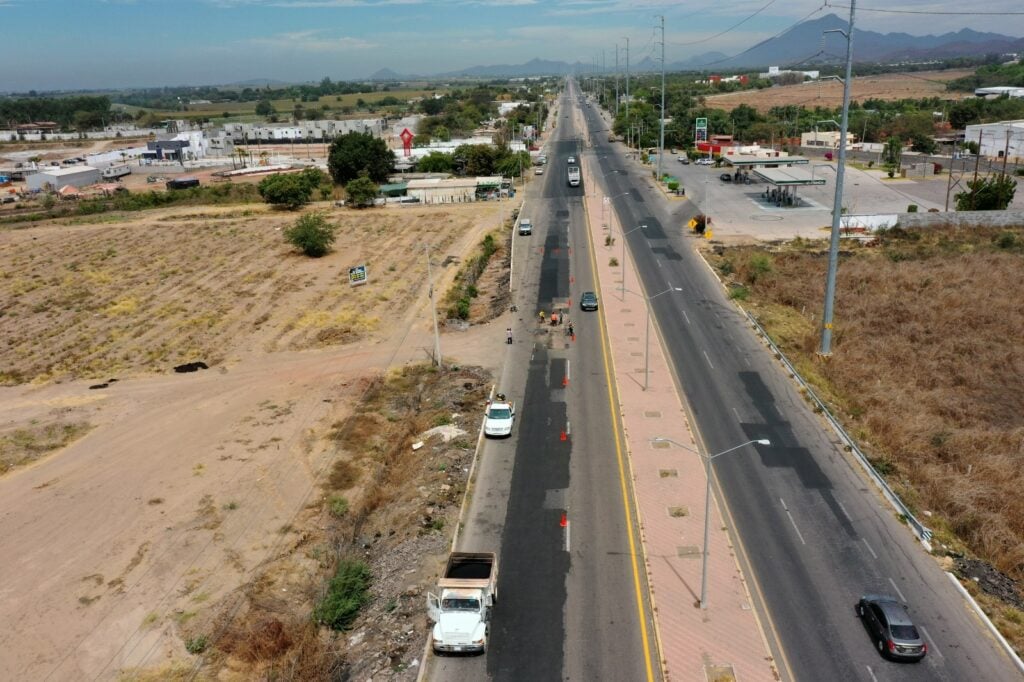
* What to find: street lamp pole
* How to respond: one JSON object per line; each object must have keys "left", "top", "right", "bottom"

{"left": 623, "top": 285, "right": 682, "bottom": 389}
{"left": 652, "top": 437, "right": 771, "bottom": 609}
{"left": 620, "top": 223, "right": 647, "bottom": 299}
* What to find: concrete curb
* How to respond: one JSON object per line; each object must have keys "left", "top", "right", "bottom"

{"left": 946, "top": 572, "right": 1024, "bottom": 674}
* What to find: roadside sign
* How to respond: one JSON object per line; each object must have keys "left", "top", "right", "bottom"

{"left": 695, "top": 117, "right": 708, "bottom": 130}
{"left": 348, "top": 265, "right": 368, "bottom": 287}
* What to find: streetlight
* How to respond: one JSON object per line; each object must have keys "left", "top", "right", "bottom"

{"left": 651, "top": 437, "right": 771, "bottom": 609}
{"left": 618, "top": 223, "right": 647, "bottom": 299}
{"left": 622, "top": 285, "right": 682, "bottom": 389}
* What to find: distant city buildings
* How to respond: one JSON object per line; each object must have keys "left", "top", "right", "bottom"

{"left": 759, "top": 66, "right": 821, "bottom": 81}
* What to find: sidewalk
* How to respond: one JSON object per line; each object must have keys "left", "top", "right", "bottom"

{"left": 582, "top": 176, "right": 779, "bottom": 681}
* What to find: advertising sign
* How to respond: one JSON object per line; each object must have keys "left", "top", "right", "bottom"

{"left": 348, "top": 265, "right": 368, "bottom": 287}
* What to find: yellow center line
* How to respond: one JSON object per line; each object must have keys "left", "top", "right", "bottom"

{"left": 580, "top": 176, "right": 659, "bottom": 682}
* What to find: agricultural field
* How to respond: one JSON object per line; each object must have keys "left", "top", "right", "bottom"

{"left": 706, "top": 69, "right": 975, "bottom": 113}
{"left": 706, "top": 225, "right": 1024, "bottom": 651}
{"left": 130, "top": 88, "right": 445, "bottom": 121}
{"left": 0, "top": 198, "right": 509, "bottom": 679}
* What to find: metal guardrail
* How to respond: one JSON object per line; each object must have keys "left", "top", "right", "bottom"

{"left": 745, "top": 311, "right": 934, "bottom": 548}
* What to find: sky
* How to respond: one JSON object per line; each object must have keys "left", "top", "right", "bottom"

{"left": 1, "top": 0, "right": 1022, "bottom": 92}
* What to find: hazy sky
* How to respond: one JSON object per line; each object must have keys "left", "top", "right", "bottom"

{"left": 1, "top": 0, "right": 1022, "bottom": 91}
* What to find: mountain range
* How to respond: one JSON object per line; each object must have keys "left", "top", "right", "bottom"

{"left": 367, "top": 15, "right": 1024, "bottom": 79}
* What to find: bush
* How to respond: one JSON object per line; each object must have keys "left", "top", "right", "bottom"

{"left": 185, "top": 635, "right": 208, "bottom": 654}
{"left": 345, "top": 173, "right": 379, "bottom": 208}
{"left": 907, "top": 204, "right": 918, "bottom": 213}
{"left": 284, "top": 212, "right": 336, "bottom": 257}
{"left": 667, "top": 180, "right": 679, "bottom": 191}
{"left": 994, "top": 231, "right": 1018, "bottom": 250}
{"left": 314, "top": 559, "right": 372, "bottom": 630}
{"left": 609, "top": 257, "right": 619, "bottom": 266}
{"left": 258, "top": 173, "right": 313, "bottom": 209}
{"left": 327, "top": 495, "right": 349, "bottom": 518}
{"left": 746, "top": 253, "right": 773, "bottom": 284}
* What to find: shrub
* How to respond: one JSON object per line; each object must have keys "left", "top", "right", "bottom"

{"left": 327, "top": 495, "right": 349, "bottom": 518}
{"left": 284, "top": 212, "right": 336, "bottom": 257}
{"left": 667, "top": 180, "right": 679, "bottom": 191}
{"left": 994, "top": 231, "right": 1018, "bottom": 250}
{"left": 728, "top": 285, "right": 749, "bottom": 300}
{"left": 746, "top": 253, "right": 773, "bottom": 284}
{"left": 185, "top": 635, "right": 208, "bottom": 654}
{"left": 313, "top": 559, "right": 372, "bottom": 630}
{"left": 907, "top": 204, "right": 918, "bottom": 213}
{"left": 258, "top": 173, "right": 313, "bottom": 209}
{"left": 345, "top": 173, "right": 379, "bottom": 208}
{"left": 609, "top": 257, "right": 619, "bottom": 266}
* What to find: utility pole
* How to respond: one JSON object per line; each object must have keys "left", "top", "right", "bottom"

{"left": 615, "top": 44, "right": 620, "bottom": 118}
{"left": 818, "top": 0, "right": 856, "bottom": 356}
{"left": 657, "top": 15, "right": 666, "bottom": 183}
{"left": 425, "top": 245, "right": 442, "bottom": 369}
{"left": 624, "top": 37, "right": 630, "bottom": 123}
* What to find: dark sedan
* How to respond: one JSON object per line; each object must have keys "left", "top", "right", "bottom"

{"left": 580, "top": 291, "right": 599, "bottom": 311}
{"left": 857, "top": 595, "right": 927, "bottom": 662}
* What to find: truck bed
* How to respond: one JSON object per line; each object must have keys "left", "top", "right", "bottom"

{"left": 438, "top": 552, "right": 496, "bottom": 589}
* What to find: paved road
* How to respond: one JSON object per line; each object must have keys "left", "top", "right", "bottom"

{"left": 573, "top": 84, "right": 1022, "bottom": 682}
{"left": 427, "top": 86, "right": 659, "bottom": 682}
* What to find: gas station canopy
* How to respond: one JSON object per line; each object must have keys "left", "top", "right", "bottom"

{"left": 753, "top": 167, "right": 826, "bottom": 186}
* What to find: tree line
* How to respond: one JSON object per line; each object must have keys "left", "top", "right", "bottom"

{"left": 0, "top": 95, "right": 131, "bottom": 130}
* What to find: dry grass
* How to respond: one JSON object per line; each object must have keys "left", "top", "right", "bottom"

{"left": 0, "top": 420, "right": 93, "bottom": 474}
{"left": 0, "top": 203, "right": 492, "bottom": 384}
{"left": 709, "top": 226, "right": 1024, "bottom": 600}
{"left": 705, "top": 69, "right": 974, "bottom": 113}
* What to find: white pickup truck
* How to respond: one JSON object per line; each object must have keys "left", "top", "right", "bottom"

{"left": 427, "top": 552, "right": 498, "bottom": 654}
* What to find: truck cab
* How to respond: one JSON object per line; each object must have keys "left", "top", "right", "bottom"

{"left": 427, "top": 552, "right": 498, "bottom": 654}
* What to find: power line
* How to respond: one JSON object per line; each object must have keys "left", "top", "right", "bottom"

{"left": 667, "top": 0, "right": 779, "bottom": 47}
{"left": 827, "top": 3, "right": 1024, "bottom": 14}
{"left": 684, "top": 5, "right": 827, "bottom": 68}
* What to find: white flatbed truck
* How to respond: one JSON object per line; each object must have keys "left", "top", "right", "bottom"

{"left": 427, "top": 552, "right": 498, "bottom": 654}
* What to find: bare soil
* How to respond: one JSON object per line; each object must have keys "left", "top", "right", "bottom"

{"left": 0, "top": 199, "right": 514, "bottom": 680}
{"left": 706, "top": 69, "right": 974, "bottom": 113}
{"left": 704, "top": 225, "right": 1024, "bottom": 653}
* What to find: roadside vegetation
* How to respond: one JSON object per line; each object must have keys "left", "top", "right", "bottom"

{"left": 443, "top": 230, "right": 507, "bottom": 321}
{"left": 0, "top": 420, "right": 93, "bottom": 475}
{"left": 705, "top": 225, "right": 1024, "bottom": 653}
{"left": 190, "top": 363, "right": 491, "bottom": 679}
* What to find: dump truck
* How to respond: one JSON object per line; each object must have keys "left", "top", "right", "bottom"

{"left": 427, "top": 552, "right": 498, "bottom": 654}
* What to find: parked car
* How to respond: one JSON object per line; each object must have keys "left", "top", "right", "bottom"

{"left": 697, "top": 158, "right": 714, "bottom": 166}
{"left": 720, "top": 173, "right": 732, "bottom": 182}
{"left": 483, "top": 397, "right": 515, "bottom": 438}
{"left": 677, "top": 156, "right": 689, "bottom": 164}
{"left": 580, "top": 291, "right": 599, "bottom": 311}
{"left": 567, "top": 155, "right": 576, "bottom": 164}
{"left": 535, "top": 167, "right": 544, "bottom": 175}
{"left": 857, "top": 595, "right": 927, "bottom": 662}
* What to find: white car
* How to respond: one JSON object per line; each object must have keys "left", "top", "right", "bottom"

{"left": 567, "top": 155, "right": 576, "bottom": 164}
{"left": 535, "top": 167, "right": 544, "bottom": 175}
{"left": 483, "top": 398, "right": 515, "bottom": 438}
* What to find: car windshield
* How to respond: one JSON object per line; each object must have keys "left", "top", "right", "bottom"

{"left": 442, "top": 598, "right": 480, "bottom": 611}
{"left": 488, "top": 408, "right": 512, "bottom": 419}
{"left": 890, "top": 624, "right": 920, "bottom": 640}
{"left": 583, "top": 294, "right": 597, "bottom": 302}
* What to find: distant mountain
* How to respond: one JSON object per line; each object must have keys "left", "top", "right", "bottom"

{"left": 442, "top": 58, "right": 573, "bottom": 78}
{"left": 223, "top": 78, "right": 292, "bottom": 87}
{"left": 711, "top": 14, "right": 1024, "bottom": 69}
{"left": 369, "top": 68, "right": 405, "bottom": 81}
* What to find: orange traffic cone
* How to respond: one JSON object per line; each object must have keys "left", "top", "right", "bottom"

{"left": 560, "top": 430, "right": 567, "bottom": 442}
{"left": 560, "top": 513, "right": 567, "bottom": 528}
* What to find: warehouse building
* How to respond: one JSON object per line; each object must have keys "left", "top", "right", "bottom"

{"left": 964, "top": 120, "right": 1024, "bottom": 162}
{"left": 26, "top": 166, "right": 101, "bottom": 191}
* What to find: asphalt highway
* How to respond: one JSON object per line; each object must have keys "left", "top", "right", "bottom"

{"left": 573, "top": 80, "right": 1021, "bottom": 682}
{"left": 427, "top": 85, "right": 659, "bottom": 682}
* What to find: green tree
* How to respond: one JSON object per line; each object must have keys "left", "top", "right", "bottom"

{"left": 254, "top": 99, "right": 275, "bottom": 117}
{"left": 883, "top": 136, "right": 903, "bottom": 169}
{"left": 258, "top": 173, "right": 313, "bottom": 209}
{"left": 909, "top": 133, "right": 936, "bottom": 154}
{"left": 327, "top": 131, "right": 394, "bottom": 184}
{"left": 416, "top": 151, "right": 453, "bottom": 173}
{"left": 284, "top": 212, "right": 336, "bottom": 256}
{"left": 955, "top": 175, "right": 1018, "bottom": 211}
{"left": 345, "top": 173, "right": 379, "bottom": 208}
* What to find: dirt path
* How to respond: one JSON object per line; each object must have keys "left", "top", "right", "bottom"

{"left": 0, "top": 201, "right": 515, "bottom": 680}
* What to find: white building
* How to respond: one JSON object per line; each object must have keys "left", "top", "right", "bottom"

{"left": 964, "top": 120, "right": 1024, "bottom": 162}
{"left": 974, "top": 87, "right": 1024, "bottom": 100}
{"left": 760, "top": 66, "right": 820, "bottom": 80}
{"left": 497, "top": 101, "right": 527, "bottom": 116}
{"left": 801, "top": 130, "right": 858, "bottom": 149}
{"left": 26, "top": 166, "right": 101, "bottom": 191}
{"left": 223, "top": 118, "right": 386, "bottom": 144}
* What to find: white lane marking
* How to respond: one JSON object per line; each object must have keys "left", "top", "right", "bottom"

{"left": 732, "top": 407, "right": 741, "bottom": 420}
{"left": 681, "top": 310, "right": 690, "bottom": 324}
{"left": 566, "top": 419, "right": 572, "bottom": 436}
{"left": 918, "top": 625, "right": 941, "bottom": 658}
{"left": 779, "top": 498, "right": 806, "bottom": 545}
{"left": 865, "top": 666, "right": 878, "bottom": 682}
{"left": 565, "top": 519, "right": 571, "bottom": 552}
{"left": 703, "top": 350, "right": 715, "bottom": 369}
{"left": 862, "top": 538, "right": 878, "bottom": 560}
{"left": 566, "top": 359, "right": 571, "bottom": 382}
{"left": 743, "top": 356, "right": 751, "bottom": 367}
{"left": 837, "top": 500, "right": 853, "bottom": 524}
{"left": 888, "top": 577, "right": 907, "bottom": 603}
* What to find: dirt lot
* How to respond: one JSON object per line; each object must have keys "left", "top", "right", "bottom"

{"left": 0, "top": 199, "right": 513, "bottom": 679}
{"left": 706, "top": 69, "right": 974, "bottom": 112}
{"left": 705, "top": 225, "right": 1024, "bottom": 652}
